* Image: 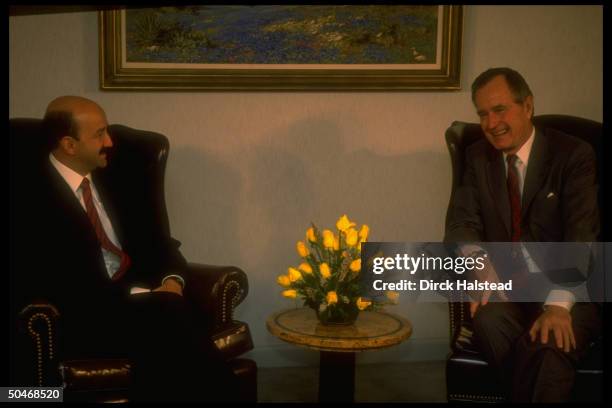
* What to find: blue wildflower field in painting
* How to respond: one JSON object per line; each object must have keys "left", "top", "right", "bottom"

{"left": 125, "top": 5, "right": 438, "bottom": 64}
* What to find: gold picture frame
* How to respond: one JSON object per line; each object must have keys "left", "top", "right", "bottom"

{"left": 99, "top": 5, "right": 463, "bottom": 91}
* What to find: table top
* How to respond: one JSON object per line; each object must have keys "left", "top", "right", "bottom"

{"left": 266, "top": 307, "right": 412, "bottom": 352}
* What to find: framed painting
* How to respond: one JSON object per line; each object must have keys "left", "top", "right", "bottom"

{"left": 99, "top": 5, "right": 463, "bottom": 90}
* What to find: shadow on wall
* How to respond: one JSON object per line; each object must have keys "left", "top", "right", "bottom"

{"left": 164, "top": 145, "right": 243, "bottom": 266}
{"left": 244, "top": 116, "right": 450, "bottom": 277}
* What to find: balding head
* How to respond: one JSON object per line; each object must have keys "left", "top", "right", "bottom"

{"left": 43, "top": 96, "right": 106, "bottom": 151}
{"left": 45, "top": 95, "right": 103, "bottom": 117}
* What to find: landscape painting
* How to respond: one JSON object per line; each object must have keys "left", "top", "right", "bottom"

{"left": 124, "top": 5, "right": 439, "bottom": 65}
{"left": 99, "top": 5, "right": 463, "bottom": 90}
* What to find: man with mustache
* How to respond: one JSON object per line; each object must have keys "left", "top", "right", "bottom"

{"left": 445, "top": 68, "right": 601, "bottom": 402}
{"left": 12, "top": 96, "right": 237, "bottom": 402}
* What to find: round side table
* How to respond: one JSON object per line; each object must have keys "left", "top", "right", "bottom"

{"left": 266, "top": 307, "right": 412, "bottom": 402}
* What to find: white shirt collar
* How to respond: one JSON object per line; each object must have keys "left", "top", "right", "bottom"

{"left": 49, "top": 152, "right": 92, "bottom": 194}
{"left": 504, "top": 126, "right": 535, "bottom": 167}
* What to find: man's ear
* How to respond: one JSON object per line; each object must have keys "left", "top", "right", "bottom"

{"left": 58, "top": 136, "right": 77, "bottom": 155}
{"left": 524, "top": 95, "right": 534, "bottom": 119}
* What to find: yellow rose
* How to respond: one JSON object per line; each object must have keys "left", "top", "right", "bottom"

{"left": 306, "top": 227, "right": 316, "bottom": 243}
{"left": 296, "top": 241, "right": 309, "bottom": 257}
{"left": 282, "top": 289, "right": 297, "bottom": 298}
{"left": 386, "top": 291, "right": 400, "bottom": 304}
{"left": 356, "top": 297, "right": 372, "bottom": 310}
{"left": 349, "top": 259, "right": 361, "bottom": 272}
{"left": 333, "top": 236, "right": 339, "bottom": 251}
{"left": 298, "top": 262, "right": 313, "bottom": 274}
{"left": 326, "top": 291, "right": 338, "bottom": 305}
{"left": 322, "top": 230, "right": 335, "bottom": 249}
{"left": 288, "top": 267, "right": 302, "bottom": 282}
{"left": 359, "top": 224, "right": 370, "bottom": 241}
{"left": 277, "top": 275, "right": 291, "bottom": 287}
{"left": 336, "top": 214, "right": 356, "bottom": 232}
{"left": 319, "top": 263, "right": 331, "bottom": 279}
{"left": 345, "top": 228, "right": 358, "bottom": 246}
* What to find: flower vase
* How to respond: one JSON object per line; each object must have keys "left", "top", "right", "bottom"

{"left": 315, "top": 303, "right": 359, "bottom": 326}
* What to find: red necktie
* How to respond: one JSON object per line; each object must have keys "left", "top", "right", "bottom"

{"left": 506, "top": 155, "right": 522, "bottom": 242}
{"left": 80, "top": 178, "right": 131, "bottom": 281}
{"left": 507, "top": 155, "right": 528, "bottom": 290}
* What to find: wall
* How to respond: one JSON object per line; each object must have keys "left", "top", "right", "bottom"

{"left": 9, "top": 5, "right": 603, "bottom": 367}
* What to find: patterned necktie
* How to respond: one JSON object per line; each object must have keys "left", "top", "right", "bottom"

{"left": 80, "top": 178, "right": 131, "bottom": 281}
{"left": 506, "top": 154, "right": 522, "bottom": 242}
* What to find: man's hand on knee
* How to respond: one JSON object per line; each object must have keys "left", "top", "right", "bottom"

{"left": 528, "top": 305, "right": 576, "bottom": 353}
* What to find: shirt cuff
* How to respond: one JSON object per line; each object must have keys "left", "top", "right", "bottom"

{"left": 162, "top": 274, "right": 185, "bottom": 289}
{"left": 544, "top": 289, "right": 576, "bottom": 312}
{"left": 130, "top": 287, "right": 151, "bottom": 295}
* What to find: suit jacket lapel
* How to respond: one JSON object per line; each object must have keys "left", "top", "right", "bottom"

{"left": 45, "top": 162, "right": 93, "bottom": 232}
{"left": 486, "top": 147, "right": 512, "bottom": 238}
{"left": 522, "top": 128, "right": 551, "bottom": 219}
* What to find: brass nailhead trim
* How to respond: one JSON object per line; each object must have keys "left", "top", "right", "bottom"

{"left": 222, "top": 281, "right": 241, "bottom": 323}
{"left": 459, "top": 291, "right": 465, "bottom": 324}
{"left": 449, "top": 301, "right": 455, "bottom": 337}
{"left": 70, "top": 366, "right": 130, "bottom": 377}
{"left": 449, "top": 393, "right": 504, "bottom": 401}
{"left": 27, "top": 313, "right": 54, "bottom": 386}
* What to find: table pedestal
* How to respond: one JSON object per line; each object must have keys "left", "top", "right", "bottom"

{"left": 318, "top": 351, "right": 356, "bottom": 403}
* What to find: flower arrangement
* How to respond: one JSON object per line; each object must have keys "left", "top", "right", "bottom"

{"left": 278, "top": 214, "right": 398, "bottom": 325}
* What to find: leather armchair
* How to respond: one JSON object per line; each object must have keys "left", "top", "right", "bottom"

{"left": 9, "top": 119, "right": 257, "bottom": 402}
{"left": 443, "top": 115, "right": 603, "bottom": 403}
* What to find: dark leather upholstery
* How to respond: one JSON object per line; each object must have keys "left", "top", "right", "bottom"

{"left": 10, "top": 118, "right": 257, "bottom": 402}
{"left": 444, "top": 115, "right": 603, "bottom": 403}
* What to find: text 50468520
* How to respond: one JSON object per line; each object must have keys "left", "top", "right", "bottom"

{"left": 1, "top": 387, "right": 63, "bottom": 402}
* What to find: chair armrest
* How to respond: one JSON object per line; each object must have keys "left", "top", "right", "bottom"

{"left": 184, "top": 264, "right": 254, "bottom": 360}
{"left": 17, "top": 303, "right": 61, "bottom": 386}
{"left": 184, "top": 263, "right": 249, "bottom": 329}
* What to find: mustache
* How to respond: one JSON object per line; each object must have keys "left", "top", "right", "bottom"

{"left": 99, "top": 147, "right": 113, "bottom": 155}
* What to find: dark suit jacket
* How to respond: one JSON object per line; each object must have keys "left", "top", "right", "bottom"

{"left": 444, "top": 126, "right": 600, "bottom": 301}
{"left": 445, "top": 126, "right": 600, "bottom": 243}
{"left": 12, "top": 156, "right": 187, "bottom": 354}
